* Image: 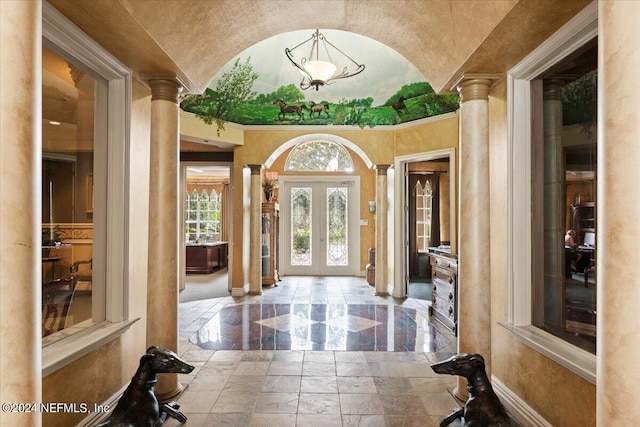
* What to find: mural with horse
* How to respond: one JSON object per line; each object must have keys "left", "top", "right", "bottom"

{"left": 182, "top": 73, "right": 460, "bottom": 129}
{"left": 309, "top": 101, "right": 330, "bottom": 118}
{"left": 273, "top": 99, "right": 308, "bottom": 121}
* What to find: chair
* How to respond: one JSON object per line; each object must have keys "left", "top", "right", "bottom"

{"left": 71, "top": 258, "right": 92, "bottom": 290}
{"left": 42, "top": 275, "right": 78, "bottom": 337}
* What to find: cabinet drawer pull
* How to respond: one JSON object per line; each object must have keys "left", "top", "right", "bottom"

{"left": 448, "top": 292, "right": 453, "bottom": 301}
{"left": 448, "top": 307, "right": 453, "bottom": 315}
{"left": 433, "top": 285, "right": 437, "bottom": 292}
{"left": 448, "top": 277, "right": 453, "bottom": 284}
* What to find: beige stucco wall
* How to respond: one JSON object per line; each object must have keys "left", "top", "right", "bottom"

{"left": 395, "top": 113, "right": 459, "bottom": 157}
{"left": 41, "top": 79, "right": 152, "bottom": 427}
{"left": 489, "top": 80, "right": 596, "bottom": 426}
{"left": 230, "top": 121, "right": 459, "bottom": 289}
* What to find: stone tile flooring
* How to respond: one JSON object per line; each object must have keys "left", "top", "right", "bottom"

{"left": 170, "top": 276, "right": 464, "bottom": 426}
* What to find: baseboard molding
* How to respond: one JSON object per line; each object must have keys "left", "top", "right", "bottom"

{"left": 231, "top": 284, "right": 248, "bottom": 297}
{"left": 492, "top": 375, "right": 552, "bottom": 427}
{"left": 76, "top": 383, "right": 127, "bottom": 426}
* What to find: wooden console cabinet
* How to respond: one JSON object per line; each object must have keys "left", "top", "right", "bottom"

{"left": 185, "top": 242, "right": 228, "bottom": 274}
{"left": 428, "top": 249, "right": 458, "bottom": 335}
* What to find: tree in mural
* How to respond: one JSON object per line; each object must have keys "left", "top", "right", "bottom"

{"left": 253, "top": 84, "right": 305, "bottom": 105}
{"left": 180, "top": 57, "right": 258, "bottom": 134}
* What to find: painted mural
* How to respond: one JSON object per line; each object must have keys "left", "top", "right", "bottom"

{"left": 180, "top": 29, "right": 459, "bottom": 131}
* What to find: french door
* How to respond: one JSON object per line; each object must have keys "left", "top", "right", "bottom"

{"left": 280, "top": 177, "right": 360, "bottom": 276}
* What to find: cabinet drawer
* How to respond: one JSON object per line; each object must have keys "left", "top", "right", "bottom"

{"left": 432, "top": 295, "right": 456, "bottom": 322}
{"left": 432, "top": 282, "right": 455, "bottom": 302}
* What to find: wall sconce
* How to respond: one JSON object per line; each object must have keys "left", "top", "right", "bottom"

{"left": 368, "top": 201, "right": 376, "bottom": 214}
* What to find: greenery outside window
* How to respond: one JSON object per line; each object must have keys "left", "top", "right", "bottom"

{"left": 186, "top": 189, "right": 221, "bottom": 242}
{"left": 416, "top": 181, "right": 433, "bottom": 251}
{"left": 285, "top": 140, "right": 354, "bottom": 172}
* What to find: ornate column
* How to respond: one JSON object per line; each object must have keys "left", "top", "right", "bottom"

{"left": 455, "top": 77, "right": 493, "bottom": 400}
{"left": 0, "top": 2, "right": 42, "bottom": 425}
{"left": 143, "top": 76, "right": 186, "bottom": 401}
{"left": 248, "top": 165, "right": 263, "bottom": 295}
{"left": 374, "top": 165, "right": 390, "bottom": 296}
{"left": 597, "top": 2, "right": 640, "bottom": 425}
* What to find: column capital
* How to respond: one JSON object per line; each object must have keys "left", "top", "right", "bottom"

{"left": 247, "top": 164, "right": 263, "bottom": 175}
{"left": 375, "top": 164, "right": 391, "bottom": 175}
{"left": 543, "top": 78, "right": 568, "bottom": 101}
{"left": 451, "top": 74, "right": 502, "bottom": 103}
{"left": 141, "top": 74, "right": 188, "bottom": 103}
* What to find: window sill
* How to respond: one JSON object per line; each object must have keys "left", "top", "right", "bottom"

{"left": 498, "top": 322, "right": 596, "bottom": 384}
{"left": 43, "top": 318, "right": 139, "bottom": 377}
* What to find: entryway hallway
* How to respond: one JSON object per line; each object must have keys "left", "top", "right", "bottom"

{"left": 173, "top": 276, "right": 462, "bottom": 426}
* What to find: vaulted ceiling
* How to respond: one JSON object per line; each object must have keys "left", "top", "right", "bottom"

{"left": 49, "top": 0, "right": 591, "bottom": 95}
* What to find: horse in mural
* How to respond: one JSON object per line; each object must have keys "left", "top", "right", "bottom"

{"left": 273, "top": 99, "right": 308, "bottom": 121}
{"left": 392, "top": 96, "right": 409, "bottom": 115}
{"left": 309, "top": 101, "right": 330, "bottom": 118}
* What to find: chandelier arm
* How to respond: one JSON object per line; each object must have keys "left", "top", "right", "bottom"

{"left": 288, "top": 34, "right": 315, "bottom": 52}
{"left": 321, "top": 36, "right": 364, "bottom": 69}
{"left": 285, "top": 48, "right": 312, "bottom": 79}
{"left": 320, "top": 37, "right": 334, "bottom": 65}
{"left": 325, "top": 64, "right": 366, "bottom": 84}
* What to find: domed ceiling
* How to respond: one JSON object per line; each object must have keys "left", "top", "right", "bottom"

{"left": 180, "top": 29, "right": 458, "bottom": 129}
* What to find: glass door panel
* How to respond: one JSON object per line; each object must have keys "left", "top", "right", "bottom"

{"left": 326, "top": 187, "right": 348, "bottom": 266}
{"left": 282, "top": 179, "right": 358, "bottom": 275}
{"left": 291, "top": 187, "right": 312, "bottom": 266}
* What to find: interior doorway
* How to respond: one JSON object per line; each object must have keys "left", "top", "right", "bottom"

{"left": 179, "top": 163, "right": 233, "bottom": 300}
{"left": 394, "top": 149, "right": 457, "bottom": 299}
{"left": 279, "top": 176, "right": 360, "bottom": 276}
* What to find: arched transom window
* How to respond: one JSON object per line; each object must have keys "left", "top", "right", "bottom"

{"left": 285, "top": 140, "right": 354, "bottom": 172}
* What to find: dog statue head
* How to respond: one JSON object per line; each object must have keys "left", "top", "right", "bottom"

{"left": 431, "top": 353, "right": 485, "bottom": 378}
{"left": 143, "top": 346, "right": 195, "bottom": 375}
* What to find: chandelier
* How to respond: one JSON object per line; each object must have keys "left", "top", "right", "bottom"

{"left": 285, "top": 29, "right": 365, "bottom": 91}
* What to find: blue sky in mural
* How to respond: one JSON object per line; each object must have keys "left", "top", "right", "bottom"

{"left": 209, "top": 29, "right": 425, "bottom": 106}
{"left": 181, "top": 29, "right": 458, "bottom": 127}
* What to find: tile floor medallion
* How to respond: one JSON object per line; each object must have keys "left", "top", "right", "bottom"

{"left": 189, "top": 304, "right": 454, "bottom": 352}
{"left": 146, "top": 276, "right": 508, "bottom": 426}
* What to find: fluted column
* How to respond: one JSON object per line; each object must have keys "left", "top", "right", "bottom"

{"left": 248, "top": 165, "right": 263, "bottom": 295}
{"left": 374, "top": 165, "right": 390, "bottom": 296}
{"left": 0, "top": 2, "right": 42, "bottom": 425}
{"left": 144, "top": 76, "right": 185, "bottom": 401}
{"left": 597, "top": 2, "right": 640, "bottom": 425}
{"left": 455, "top": 78, "right": 492, "bottom": 400}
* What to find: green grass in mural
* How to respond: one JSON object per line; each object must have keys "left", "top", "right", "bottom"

{"left": 187, "top": 93, "right": 457, "bottom": 127}
{"left": 181, "top": 68, "right": 460, "bottom": 129}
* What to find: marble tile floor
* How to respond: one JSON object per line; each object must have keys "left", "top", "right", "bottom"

{"left": 172, "top": 276, "right": 465, "bottom": 426}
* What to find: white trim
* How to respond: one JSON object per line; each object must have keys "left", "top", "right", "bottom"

{"left": 492, "top": 375, "right": 552, "bottom": 427}
{"left": 264, "top": 133, "right": 373, "bottom": 169}
{"left": 504, "top": 2, "right": 597, "bottom": 382}
{"left": 42, "top": 2, "right": 132, "bottom": 374}
{"left": 393, "top": 148, "right": 456, "bottom": 298}
{"left": 43, "top": 319, "right": 139, "bottom": 377}
{"left": 279, "top": 176, "right": 361, "bottom": 276}
{"left": 76, "top": 383, "right": 129, "bottom": 426}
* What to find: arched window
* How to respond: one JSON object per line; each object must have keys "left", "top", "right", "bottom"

{"left": 186, "top": 189, "right": 221, "bottom": 242}
{"left": 285, "top": 140, "right": 354, "bottom": 172}
{"left": 416, "top": 180, "right": 433, "bottom": 251}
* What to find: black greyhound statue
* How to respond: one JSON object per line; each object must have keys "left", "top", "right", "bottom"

{"left": 94, "top": 346, "right": 195, "bottom": 427}
{"left": 431, "top": 353, "right": 512, "bottom": 427}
